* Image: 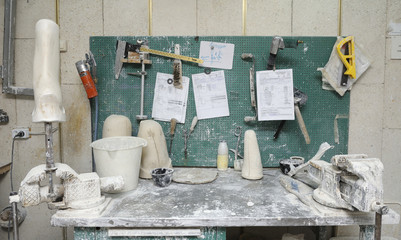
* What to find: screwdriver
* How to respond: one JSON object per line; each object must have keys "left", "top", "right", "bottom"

{"left": 184, "top": 116, "right": 198, "bottom": 159}
{"left": 168, "top": 118, "right": 177, "bottom": 156}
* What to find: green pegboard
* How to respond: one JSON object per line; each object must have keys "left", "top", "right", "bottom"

{"left": 90, "top": 36, "right": 349, "bottom": 167}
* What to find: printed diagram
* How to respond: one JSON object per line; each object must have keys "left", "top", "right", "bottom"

{"left": 256, "top": 69, "right": 294, "bottom": 121}
{"left": 192, "top": 70, "right": 230, "bottom": 120}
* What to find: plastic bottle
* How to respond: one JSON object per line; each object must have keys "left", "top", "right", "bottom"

{"left": 217, "top": 140, "right": 229, "bottom": 171}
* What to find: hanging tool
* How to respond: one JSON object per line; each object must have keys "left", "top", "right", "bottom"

{"left": 267, "top": 37, "right": 304, "bottom": 140}
{"left": 293, "top": 89, "right": 310, "bottom": 144}
{"left": 115, "top": 40, "right": 152, "bottom": 120}
{"left": 274, "top": 88, "right": 310, "bottom": 144}
{"left": 173, "top": 44, "right": 183, "bottom": 89}
{"left": 267, "top": 37, "right": 285, "bottom": 70}
{"left": 230, "top": 126, "right": 243, "bottom": 170}
{"left": 114, "top": 40, "right": 203, "bottom": 80}
{"left": 76, "top": 52, "right": 99, "bottom": 171}
{"left": 114, "top": 40, "right": 152, "bottom": 80}
{"left": 85, "top": 51, "right": 97, "bottom": 83}
{"left": 136, "top": 50, "right": 150, "bottom": 120}
{"left": 336, "top": 36, "right": 356, "bottom": 81}
{"left": 241, "top": 53, "right": 257, "bottom": 122}
{"left": 75, "top": 53, "right": 98, "bottom": 99}
{"left": 168, "top": 118, "right": 177, "bottom": 156}
{"left": 267, "top": 37, "right": 303, "bottom": 70}
{"left": 184, "top": 116, "right": 198, "bottom": 159}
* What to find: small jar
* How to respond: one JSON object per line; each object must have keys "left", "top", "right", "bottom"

{"left": 217, "top": 140, "right": 228, "bottom": 171}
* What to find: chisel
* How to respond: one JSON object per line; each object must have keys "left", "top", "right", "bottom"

{"left": 168, "top": 118, "right": 177, "bottom": 156}
{"left": 184, "top": 116, "right": 198, "bottom": 159}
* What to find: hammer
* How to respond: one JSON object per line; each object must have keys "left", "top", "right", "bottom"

{"left": 293, "top": 89, "right": 310, "bottom": 144}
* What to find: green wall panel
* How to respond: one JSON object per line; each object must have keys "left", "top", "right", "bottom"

{"left": 90, "top": 36, "right": 349, "bottom": 167}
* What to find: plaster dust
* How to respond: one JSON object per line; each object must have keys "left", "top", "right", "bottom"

{"left": 51, "top": 168, "right": 396, "bottom": 228}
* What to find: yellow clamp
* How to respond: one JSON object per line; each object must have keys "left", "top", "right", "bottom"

{"left": 336, "top": 36, "right": 356, "bottom": 79}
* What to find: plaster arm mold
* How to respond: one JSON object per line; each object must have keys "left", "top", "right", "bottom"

{"left": 19, "top": 163, "right": 123, "bottom": 210}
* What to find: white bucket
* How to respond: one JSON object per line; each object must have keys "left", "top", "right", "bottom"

{"left": 90, "top": 136, "right": 147, "bottom": 192}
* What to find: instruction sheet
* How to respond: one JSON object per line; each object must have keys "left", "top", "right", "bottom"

{"left": 152, "top": 72, "right": 189, "bottom": 123}
{"left": 256, "top": 69, "right": 294, "bottom": 121}
{"left": 192, "top": 70, "right": 230, "bottom": 120}
{"left": 198, "top": 41, "right": 235, "bottom": 69}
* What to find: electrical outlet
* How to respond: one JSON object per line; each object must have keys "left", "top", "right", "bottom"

{"left": 12, "top": 128, "right": 30, "bottom": 139}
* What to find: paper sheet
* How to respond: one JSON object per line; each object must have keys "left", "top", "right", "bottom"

{"left": 151, "top": 72, "right": 189, "bottom": 123}
{"left": 192, "top": 70, "right": 230, "bottom": 120}
{"left": 198, "top": 41, "right": 235, "bottom": 69}
{"left": 318, "top": 37, "right": 371, "bottom": 96}
{"left": 256, "top": 69, "right": 294, "bottom": 121}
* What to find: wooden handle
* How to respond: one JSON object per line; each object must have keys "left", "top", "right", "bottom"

{"left": 190, "top": 116, "right": 198, "bottom": 133}
{"left": 170, "top": 118, "right": 177, "bottom": 135}
{"left": 294, "top": 104, "right": 310, "bottom": 144}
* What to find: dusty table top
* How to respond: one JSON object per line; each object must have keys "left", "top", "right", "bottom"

{"left": 51, "top": 168, "right": 399, "bottom": 228}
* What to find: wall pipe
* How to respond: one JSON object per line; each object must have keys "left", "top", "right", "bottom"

{"left": 1, "top": 0, "right": 34, "bottom": 96}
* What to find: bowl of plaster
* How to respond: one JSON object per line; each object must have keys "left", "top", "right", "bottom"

{"left": 279, "top": 156, "right": 304, "bottom": 175}
{"left": 151, "top": 168, "right": 174, "bottom": 187}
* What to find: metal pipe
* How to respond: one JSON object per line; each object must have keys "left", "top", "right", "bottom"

{"left": 140, "top": 57, "right": 145, "bottom": 117}
{"left": 10, "top": 192, "right": 19, "bottom": 240}
{"left": 45, "top": 122, "right": 56, "bottom": 198}
{"left": 2, "top": 0, "right": 34, "bottom": 95}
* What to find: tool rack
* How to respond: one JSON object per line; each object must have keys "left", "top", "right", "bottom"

{"left": 89, "top": 36, "right": 350, "bottom": 167}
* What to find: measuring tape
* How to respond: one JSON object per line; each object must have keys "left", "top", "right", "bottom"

{"left": 140, "top": 46, "right": 204, "bottom": 64}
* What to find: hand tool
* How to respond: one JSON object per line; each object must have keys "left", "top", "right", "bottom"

{"left": 233, "top": 126, "right": 243, "bottom": 170}
{"left": 75, "top": 56, "right": 98, "bottom": 99}
{"left": 173, "top": 44, "right": 183, "bottom": 89}
{"left": 293, "top": 89, "right": 310, "bottom": 144}
{"left": 273, "top": 88, "right": 309, "bottom": 144}
{"left": 136, "top": 51, "right": 149, "bottom": 120}
{"left": 184, "top": 116, "right": 198, "bottom": 159}
{"left": 340, "top": 41, "right": 350, "bottom": 87}
{"left": 114, "top": 40, "right": 152, "bottom": 80}
{"left": 115, "top": 40, "right": 152, "bottom": 120}
{"left": 267, "top": 37, "right": 285, "bottom": 70}
{"left": 241, "top": 53, "right": 257, "bottom": 122}
{"left": 336, "top": 36, "right": 356, "bottom": 79}
{"left": 85, "top": 51, "right": 97, "bottom": 83}
{"left": 267, "top": 37, "right": 303, "bottom": 70}
{"left": 168, "top": 118, "right": 177, "bottom": 156}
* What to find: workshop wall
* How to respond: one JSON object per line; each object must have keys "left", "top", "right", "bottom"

{"left": 0, "top": 0, "right": 399, "bottom": 239}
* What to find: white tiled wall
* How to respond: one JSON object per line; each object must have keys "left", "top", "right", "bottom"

{"left": 0, "top": 1, "right": 400, "bottom": 239}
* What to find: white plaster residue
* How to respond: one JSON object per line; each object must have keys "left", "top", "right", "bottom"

{"left": 303, "top": 43, "right": 309, "bottom": 54}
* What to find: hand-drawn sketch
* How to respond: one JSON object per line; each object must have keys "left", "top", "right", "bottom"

{"left": 199, "top": 41, "right": 235, "bottom": 69}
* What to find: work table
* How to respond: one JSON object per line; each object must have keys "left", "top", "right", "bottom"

{"left": 51, "top": 168, "right": 399, "bottom": 239}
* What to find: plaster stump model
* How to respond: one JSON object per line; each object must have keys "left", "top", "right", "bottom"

{"left": 242, "top": 130, "right": 263, "bottom": 180}
{"left": 138, "top": 120, "right": 172, "bottom": 179}
{"left": 102, "top": 115, "right": 132, "bottom": 138}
